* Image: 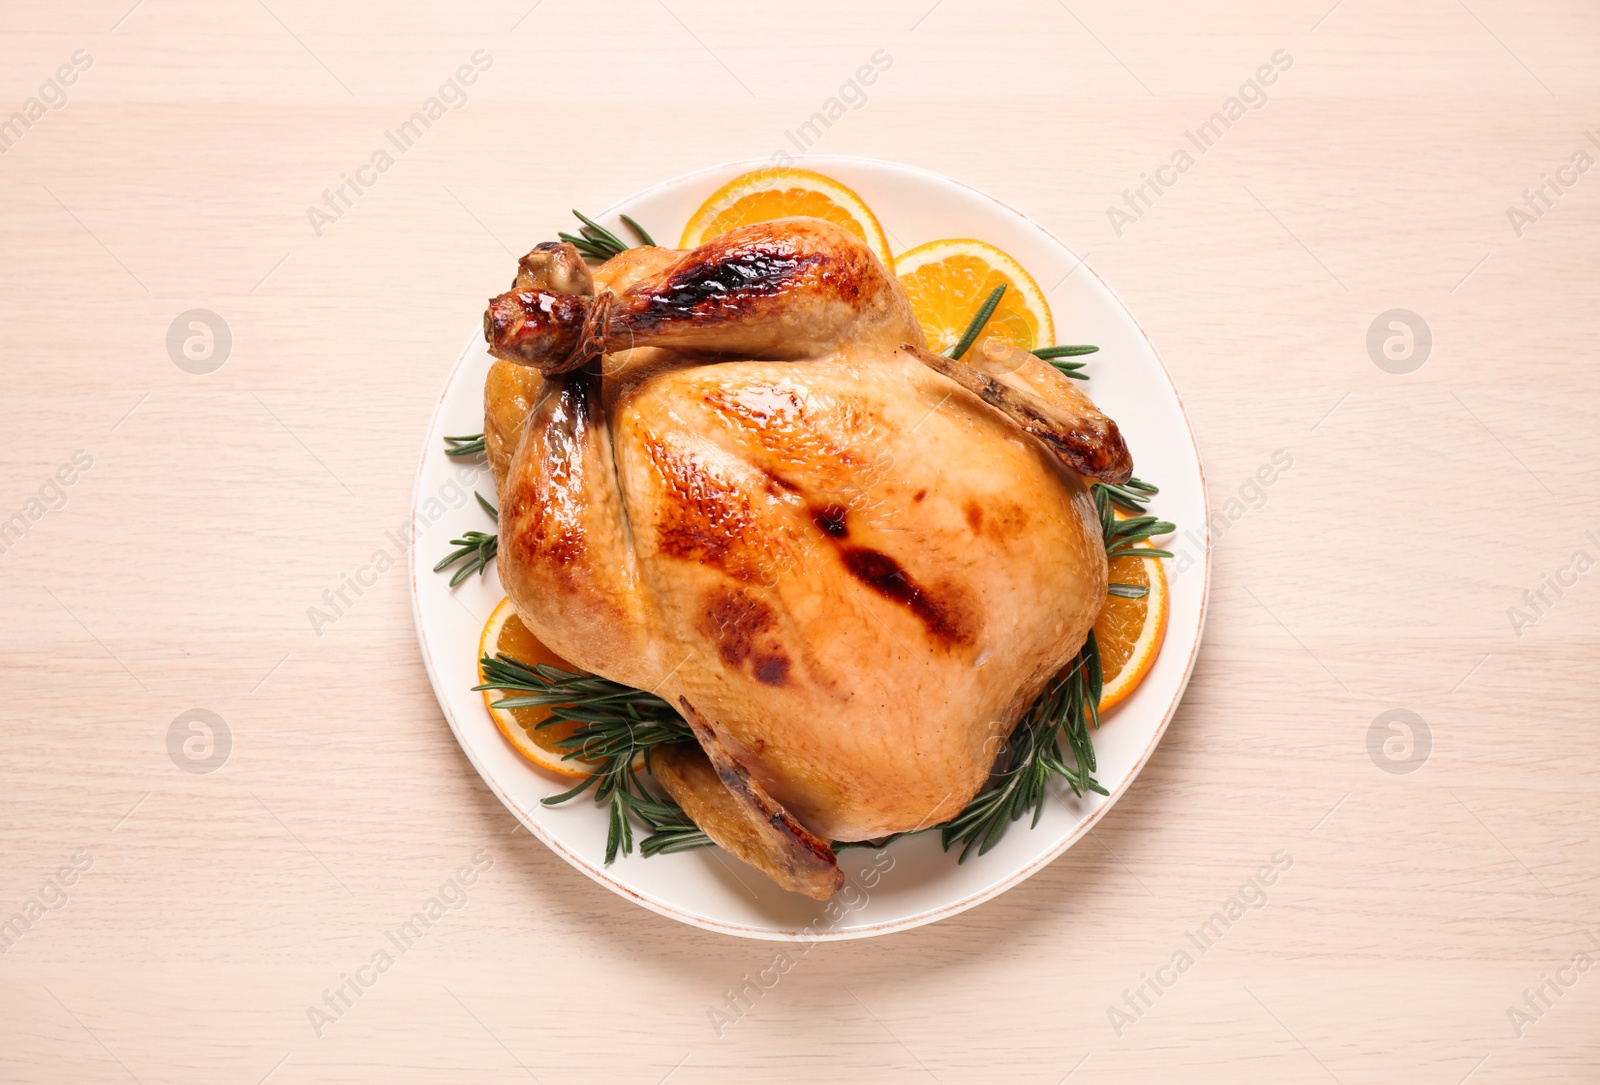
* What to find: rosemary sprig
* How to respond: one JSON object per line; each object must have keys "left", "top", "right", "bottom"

{"left": 444, "top": 432, "right": 486, "bottom": 458}
{"left": 947, "top": 284, "right": 1006, "bottom": 361}
{"left": 1045, "top": 360, "right": 1090, "bottom": 380}
{"left": 557, "top": 231, "right": 618, "bottom": 261}
{"left": 620, "top": 213, "right": 656, "bottom": 247}
{"left": 1096, "top": 485, "right": 1172, "bottom": 605}
{"left": 639, "top": 813, "right": 713, "bottom": 857}
{"left": 433, "top": 491, "right": 499, "bottom": 587}
{"left": 1097, "top": 476, "right": 1160, "bottom": 515}
{"left": 558, "top": 209, "right": 656, "bottom": 262}
{"left": 473, "top": 654, "right": 700, "bottom": 863}
{"left": 1032, "top": 344, "right": 1098, "bottom": 382}
{"left": 1107, "top": 522, "right": 1175, "bottom": 560}
{"left": 1032, "top": 345, "right": 1100, "bottom": 359}
{"left": 1095, "top": 484, "right": 1175, "bottom": 560}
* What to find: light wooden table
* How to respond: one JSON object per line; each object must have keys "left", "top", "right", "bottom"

{"left": 3, "top": 1, "right": 1597, "bottom": 1081}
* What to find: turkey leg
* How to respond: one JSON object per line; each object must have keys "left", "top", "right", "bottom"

{"left": 484, "top": 217, "right": 921, "bottom": 372}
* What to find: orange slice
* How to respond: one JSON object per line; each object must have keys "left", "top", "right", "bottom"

{"left": 680, "top": 167, "right": 895, "bottom": 272}
{"left": 478, "top": 597, "right": 594, "bottom": 778}
{"left": 896, "top": 238, "right": 1055, "bottom": 355}
{"left": 1095, "top": 535, "right": 1169, "bottom": 714}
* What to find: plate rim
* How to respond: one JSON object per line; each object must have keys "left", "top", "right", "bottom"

{"left": 408, "top": 155, "right": 1212, "bottom": 941}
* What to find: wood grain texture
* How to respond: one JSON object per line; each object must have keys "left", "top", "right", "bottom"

{"left": 1, "top": 1, "right": 1597, "bottom": 1081}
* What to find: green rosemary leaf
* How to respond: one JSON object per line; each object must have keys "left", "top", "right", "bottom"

{"left": 947, "top": 284, "right": 1006, "bottom": 361}
{"left": 1083, "top": 630, "right": 1103, "bottom": 720}
{"left": 572, "top": 210, "right": 628, "bottom": 257}
{"left": 619, "top": 214, "right": 657, "bottom": 247}
{"left": 543, "top": 773, "right": 599, "bottom": 806}
{"left": 605, "top": 791, "right": 630, "bottom": 864}
{"left": 1107, "top": 583, "right": 1150, "bottom": 599}
{"left": 1031, "top": 345, "right": 1100, "bottom": 359}
{"left": 1048, "top": 360, "right": 1090, "bottom": 381}
{"left": 1109, "top": 548, "right": 1175, "bottom": 563}
{"left": 444, "top": 432, "right": 486, "bottom": 458}
{"left": 432, "top": 540, "right": 476, "bottom": 573}
{"left": 476, "top": 490, "right": 498, "bottom": 519}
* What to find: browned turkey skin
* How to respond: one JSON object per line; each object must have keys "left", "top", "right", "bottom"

{"left": 481, "top": 217, "right": 1131, "bottom": 899}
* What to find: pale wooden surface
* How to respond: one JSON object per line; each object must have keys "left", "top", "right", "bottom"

{"left": 3, "top": 1, "right": 1598, "bottom": 1081}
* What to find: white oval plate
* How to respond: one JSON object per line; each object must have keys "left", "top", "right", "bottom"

{"left": 409, "top": 157, "right": 1209, "bottom": 941}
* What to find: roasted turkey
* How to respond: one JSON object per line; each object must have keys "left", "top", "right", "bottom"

{"left": 480, "top": 217, "right": 1131, "bottom": 899}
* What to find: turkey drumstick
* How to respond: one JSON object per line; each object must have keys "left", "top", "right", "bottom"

{"left": 485, "top": 218, "right": 916, "bottom": 371}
